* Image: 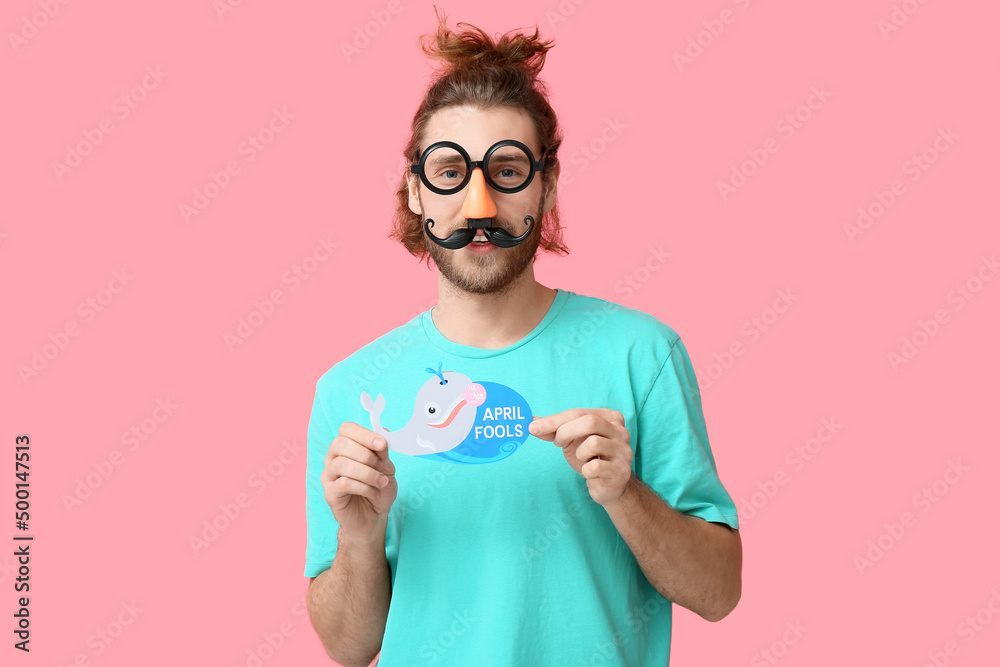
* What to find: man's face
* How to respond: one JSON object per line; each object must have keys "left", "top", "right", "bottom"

{"left": 407, "top": 105, "right": 557, "bottom": 296}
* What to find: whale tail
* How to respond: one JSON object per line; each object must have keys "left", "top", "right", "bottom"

{"left": 360, "top": 391, "right": 389, "bottom": 434}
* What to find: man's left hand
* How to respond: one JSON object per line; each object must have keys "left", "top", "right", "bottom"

{"left": 528, "top": 408, "right": 634, "bottom": 507}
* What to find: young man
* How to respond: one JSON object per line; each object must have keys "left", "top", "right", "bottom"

{"left": 305, "top": 14, "right": 741, "bottom": 667}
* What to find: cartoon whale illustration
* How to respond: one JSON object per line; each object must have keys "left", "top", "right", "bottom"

{"left": 360, "top": 363, "right": 486, "bottom": 456}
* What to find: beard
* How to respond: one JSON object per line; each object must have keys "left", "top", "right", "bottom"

{"left": 424, "top": 204, "right": 543, "bottom": 297}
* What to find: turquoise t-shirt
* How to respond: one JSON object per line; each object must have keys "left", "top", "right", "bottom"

{"left": 304, "top": 288, "right": 739, "bottom": 665}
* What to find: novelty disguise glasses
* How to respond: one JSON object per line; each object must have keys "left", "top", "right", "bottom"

{"left": 410, "top": 139, "right": 545, "bottom": 249}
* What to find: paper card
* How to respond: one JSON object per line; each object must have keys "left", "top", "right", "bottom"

{"left": 360, "top": 363, "right": 532, "bottom": 464}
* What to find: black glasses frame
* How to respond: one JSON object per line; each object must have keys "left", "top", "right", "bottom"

{"left": 410, "top": 140, "right": 545, "bottom": 196}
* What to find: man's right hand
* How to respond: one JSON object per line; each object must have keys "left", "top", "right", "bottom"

{"left": 321, "top": 422, "right": 397, "bottom": 540}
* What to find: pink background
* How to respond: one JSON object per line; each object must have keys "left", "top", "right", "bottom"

{"left": 3, "top": 1, "right": 998, "bottom": 665}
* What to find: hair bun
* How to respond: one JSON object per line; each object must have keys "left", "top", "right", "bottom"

{"left": 419, "top": 7, "right": 554, "bottom": 79}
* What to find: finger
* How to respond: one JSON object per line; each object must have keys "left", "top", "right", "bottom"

{"left": 377, "top": 454, "right": 396, "bottom": 476}
{"left": 530, "top": 423, "right": 555, "bottom": 442}
{"left": 327, "top": 456, "right": 389, "bottom": 491}
{"left": 528, "top": 415, "right": 552, "bottom": 440}
{"left": 529, "top": 408, "right": 587, "bottom": 438}
{"left": 336, "top": 421, "right": 390, "bottom": 459}
{"left": 554, "top": 412, "right": 618, "bottom": 447}
{"left": 372, "top": 435, "right": 390, "bottom": 462}
{"left": 597, "top": 408, "right": 625, "bottom": 426}
{"left": 321, "top": 464, "right": 380, "bottom": 492}
{"left": 581, "top": 457, "right": 609, "bottom": 479}
{"left": 575, "top": 435, "right": 612, "bottom": 463}
{"left": 580, "top": 435, "right": 635, "bottom": 464}
{"left": 555, "top": 434, "right": 588, "bottom": 453}
{"left": 325, "top": 435, "right": 382, "bottom": 471}
{"left": 326, "top": 475, "right": 382, "bottom": 505}
{"left": 581, "top": 457, "right": 628, "bottom": 481}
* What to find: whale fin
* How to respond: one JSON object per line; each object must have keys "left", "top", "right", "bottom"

{"left": 360, "top": 391, "right": 388, "bottom": 434}
{"left": 415, "top": 432, "right": 440, "bottom": 453}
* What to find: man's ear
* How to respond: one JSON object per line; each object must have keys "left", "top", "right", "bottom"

{"left": 541, "top": 161, "right": 560, "bottom": 213}
{"left": 407, "top": 173, "right": 423, "bottom": 216}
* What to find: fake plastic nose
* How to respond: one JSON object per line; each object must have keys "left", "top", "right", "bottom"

{"left": 460, "top": 168, "right": 498, "bottom": 220}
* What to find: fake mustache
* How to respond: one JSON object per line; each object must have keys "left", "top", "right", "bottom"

{"left": 423, "top": 216, "right": 535, "bottom": 249}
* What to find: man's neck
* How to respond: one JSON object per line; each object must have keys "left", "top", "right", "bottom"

{"left": 431, "top": 270, "right": 557, "bottom": 350}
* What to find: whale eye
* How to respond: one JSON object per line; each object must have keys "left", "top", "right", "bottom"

{"left": 425, "top": 402, "right": 440, "bottom": 417}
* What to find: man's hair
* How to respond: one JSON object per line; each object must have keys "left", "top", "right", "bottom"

{"left": 390, "top": 7, "right": 570, "bottom": 266}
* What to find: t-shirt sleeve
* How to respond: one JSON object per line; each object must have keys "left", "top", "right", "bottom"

{"left": 304, "top": 376, "right": 343, "bottom": 577}
{"left": 634, "top": 334, "right": 739, "bottom": 529}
